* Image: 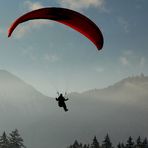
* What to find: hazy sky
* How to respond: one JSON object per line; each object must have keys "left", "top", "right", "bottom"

{"left": 0, "top": 0, "right": 147, "bottom": 96}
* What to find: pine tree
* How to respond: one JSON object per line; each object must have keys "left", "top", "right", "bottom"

{"left": 91, "top": 136, "right": 99, "bottom": 148}
{"left": 9, "top": 129, "right": 25, "bottom": 148}
{"left": 69, "top": 140, "right": 82, "bottom": 148}
{"left": 84, "top": 144, "right": 90, "bottom": 148}
{"left": 118, "top": 142, "right": 125, "bottom": 148}
{"left": 83, "top": 144, "right": 87, "bottom": 148}
{"left": 142, "top": 138, "right": 148, "bottom": 148}
{"left": 117, "top": 143, "right": 122, "bottom": 148}
{"left": 126, "top": 136, "right": 134, "bottom": 148}
{"left": 121, "top": 142, "right": 125, "bottom": 148}
{"left": 102, "top": 134, "right": 112, "bottom": 148}
{"left": 136, "top": 136, "right": 142, "bottom": 148}
{"left": 0, "top": 132, "right": 9, "bottom": 148}
{"left": 73, "top": 140, "right": 80, "bottom": 148}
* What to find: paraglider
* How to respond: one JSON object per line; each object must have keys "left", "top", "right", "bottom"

{"left": 56, "top": 93, "right": 69, "bottom": 112}
{"left": 8, "top": 7, "right": 104, "bottom": 112}
{"left": 8, "top": 7, "right": 104, "bottom": 50}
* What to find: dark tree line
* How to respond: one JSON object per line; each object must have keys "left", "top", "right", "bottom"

{"left": 0, "top": 129, "right": 25, "bottom": 148}
{"left": 67, "top": 134, "right": 148, "bottom": 148}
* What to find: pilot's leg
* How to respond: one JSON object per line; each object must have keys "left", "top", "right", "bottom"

{"left": 63, "top": 102, "right": 68, "bottom": 112}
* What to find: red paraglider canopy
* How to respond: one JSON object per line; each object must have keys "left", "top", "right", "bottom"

{"left": 8, "top": 7, "right": 104, "bottom": 50}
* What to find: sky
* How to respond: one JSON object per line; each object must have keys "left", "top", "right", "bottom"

{"left": 0, "top": 0, "right": 148, "bottom": 97}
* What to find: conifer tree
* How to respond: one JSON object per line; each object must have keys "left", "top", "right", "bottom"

{"left": 136, "top": 136, "right": 142, "bottom": 148}
{"left": 118, "top": 142, "right": 125, "bottom": 148}
{"left": 102, "top": 134, "right": 112, "bottom": 148}
{"left": 84, "top": 144, "right": 90, "bottom": 148}
{"left": 87, "top": 144, "right": 90, "bottom": 148}
{"left": 69, "top": 140, "right": 82, "bottom": 148}
{"left": 83, "top": 144, "right": 87, "bottom": 148}
{"left": 0, "top": 132, "right": 9, "bottom": 148}
{"left": 121, "top": 142, "right": 125, "bottom": 148}
{"left": 142, "top": 138, "right": 148, "bottom": 148}
{"left": 126, "top": 136, "right": 134, "bottom": 148}
{"left": 91, "top": 136, "right": 99, "bottom": 148}
{"left": 9, "top": 129, "right": 25, "bottom": 148}
{"left": 73, "top": 140, "right": 80, "bottom": 148}
{"left": 79, "top": 142, "right": 83, "bottom": 148}
{"left": 117, "top": 143, "right": 122, "bottom": 148}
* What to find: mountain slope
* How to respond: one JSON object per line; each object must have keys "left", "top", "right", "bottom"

{"left": 0, "top": 70, "right": 56, "bottom": 134}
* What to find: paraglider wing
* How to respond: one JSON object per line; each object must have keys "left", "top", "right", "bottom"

{"left": 8, "top": 7, "right": 104, "bottom": 50}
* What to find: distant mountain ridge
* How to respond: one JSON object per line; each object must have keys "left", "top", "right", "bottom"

{"left": 0, "top": 69, "right": 46, "bottom": 97}
{"left": 79, "top": 73, "right": 148, "bottom": 105}
{"left": 83, "top": 73, "right": 148, "bottom": 93}
{"left": 0, "top": 70, "right": 148, "bottom": 148}
{"left": 0, "top": 69, "right": 55, "bottom": 123}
